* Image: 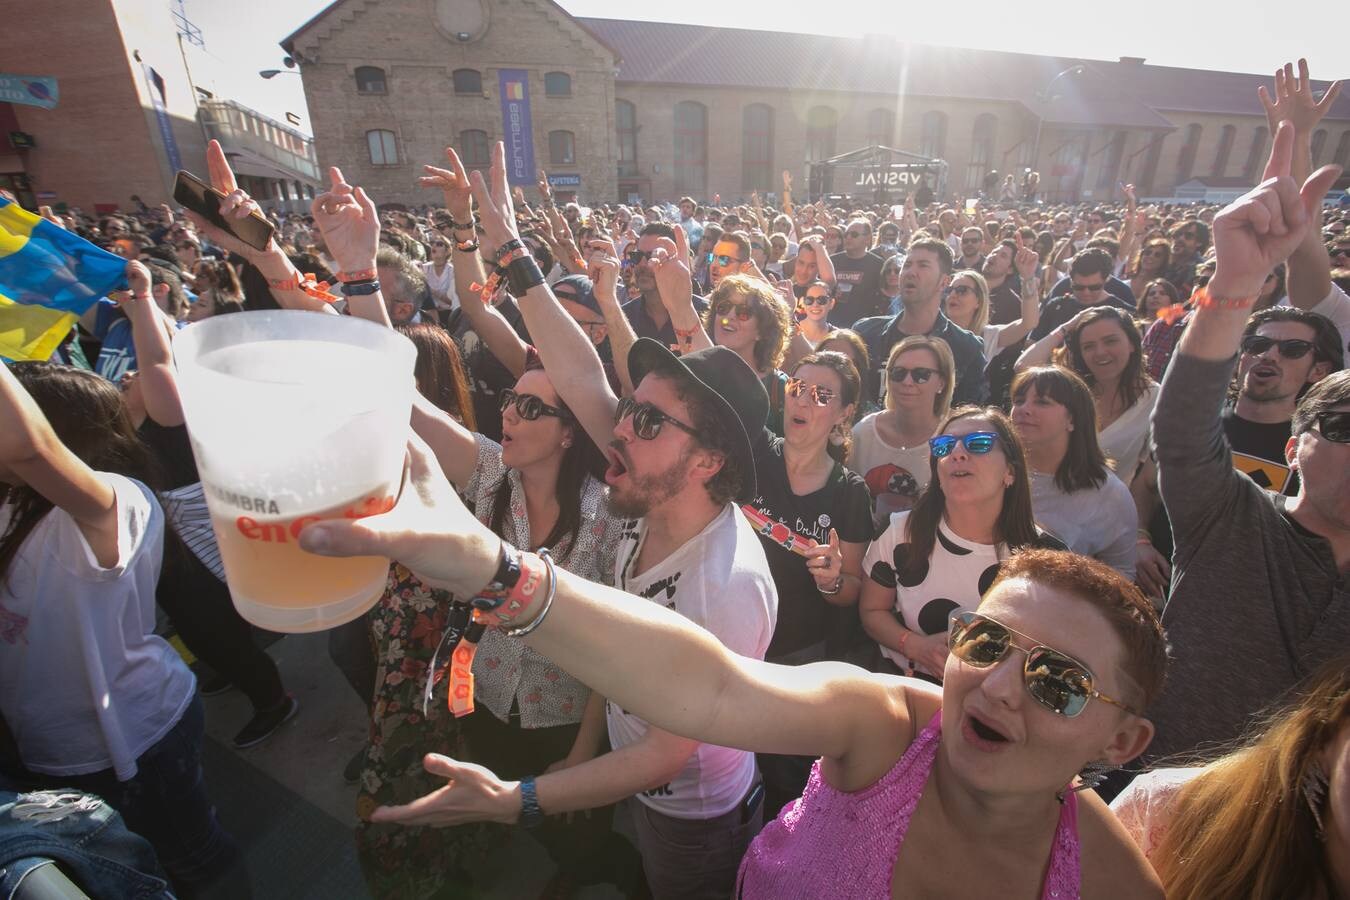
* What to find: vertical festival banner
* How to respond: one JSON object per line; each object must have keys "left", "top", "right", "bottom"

{"left": 142, "top": 64, "right": 182, "bottom": 175}
{"left": 497, "top": 69, "right": 535, "bottom": 187}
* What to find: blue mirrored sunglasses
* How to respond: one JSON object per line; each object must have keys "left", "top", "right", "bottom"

{"left": 929, "top": 431, "right": 999, "bottom": 458}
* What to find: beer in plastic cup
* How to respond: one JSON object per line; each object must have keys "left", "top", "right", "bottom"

{"left": 173, "top": 310, "right": 416, "bottom": 633}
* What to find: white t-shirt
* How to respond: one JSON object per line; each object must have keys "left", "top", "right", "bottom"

{"left": 0, "top": 474, "right": 195, "bottom": 781}
{"left": 862, "top": 511, "right": 1008, "bottom": 678}
{"left": 421, "top": 259, "right": 459, "bottom": 309}
{"left": 607, "top": 504, "right": 777, "bottom": 819}
{"left": 1097, "top": 382, "right": 1160, "bottom": 485}
{"left": 848, "top": 412, "right": 933, "bottom": 531}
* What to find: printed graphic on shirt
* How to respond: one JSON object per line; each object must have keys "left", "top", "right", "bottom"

{"left": 1231, "top": 451, "right": 1293, "bottom": 494}
{"left": 862, "top": 463, "right": 922, "bottom": 521}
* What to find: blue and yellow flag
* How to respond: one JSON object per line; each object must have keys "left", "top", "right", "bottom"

{"left": 0, "top": 197, "right": 126, "bottom": 361}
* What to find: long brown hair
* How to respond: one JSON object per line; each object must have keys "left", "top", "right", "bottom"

{"left": 790, "top": 351, "right": 860, "bottom": 464}
{"left": 395, "top": 322, "right": 477, "bottom": 430}
{"left": 1151, "top": 657, "right": 1350, "bottom": 900}
{"left": 1011, "top": 367, "right": 1108, "bottom": 493}
{"left": 0, "top": 364, "right": 159, "bottom": 582}
{"left": 1064, "top": 307, "right": 1154, "bottom": 412}
{"left": 704, "top": 274, "right": 792, "bottom": 373}
{"left": 900, "top": 406, "right": 1038, "bottom": 585}
{"left": 1127, "top": 237, "right": 1171, "bottom": 278}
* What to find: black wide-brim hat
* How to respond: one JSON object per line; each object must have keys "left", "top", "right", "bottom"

{"left": 626, "top": 339, "right": 767, "bottom": 503}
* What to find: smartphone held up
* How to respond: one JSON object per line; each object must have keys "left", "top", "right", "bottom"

{"left": 173, "top": 169, "right": 275, "bottom": 252}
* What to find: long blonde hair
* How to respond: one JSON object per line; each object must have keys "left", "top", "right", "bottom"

{"left": 1152, "top": 657, "right": 1350, "bottom": 900}
{"left": 948, "top": 269, "right": 991, "bottom": 335}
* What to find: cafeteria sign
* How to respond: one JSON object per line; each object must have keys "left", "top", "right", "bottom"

{"left": 0, "top": 74, "right": 58, "bottom": 110}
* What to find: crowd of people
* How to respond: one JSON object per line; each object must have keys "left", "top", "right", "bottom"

{"left": 0, "top": 58, "right": 1347, "bottom": 900}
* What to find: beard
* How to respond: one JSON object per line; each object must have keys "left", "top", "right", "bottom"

{"left": 608, "top": 446, "right": 693, "bottom": 518}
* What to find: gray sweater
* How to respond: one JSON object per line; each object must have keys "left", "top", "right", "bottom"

{"left": 1145, "top": 352, "right": 1349, "bottom": 765}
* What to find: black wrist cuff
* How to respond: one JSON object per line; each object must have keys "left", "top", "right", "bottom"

{"left": 506, "top": 257, "right": 545, "bottom": 296}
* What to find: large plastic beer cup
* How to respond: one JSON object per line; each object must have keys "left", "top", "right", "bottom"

{"left": 173, "top": 310, "right": 415, "bottom": 633}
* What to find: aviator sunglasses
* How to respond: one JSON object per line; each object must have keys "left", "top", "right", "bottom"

{"left": 785, "top": 377, "right": 837, "bottom": 406}
{"left": 948, "top": 612, "right": 1139, "bottom": 718}
{"left": 1239, "top": 335, "right": 1316, "bottom": 360}
{"left": 614, "top": 396, "right": 700, "bottom": 441}
{"left": 499, "top": 389, "right": 572, "bottom": 422}
{"left": 929, "top": 431, "right": 998, "bottom": 458}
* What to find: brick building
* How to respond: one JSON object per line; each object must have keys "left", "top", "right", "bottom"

{"left": 284, "top": 0, "right": 1350, "bottom": 207}
{"left": 1, "top": 0, "right": 320, "bottom": 214}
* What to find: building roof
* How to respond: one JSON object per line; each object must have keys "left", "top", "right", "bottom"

{"left": 579, "top": 17, "right": 1350, "bottom": 126}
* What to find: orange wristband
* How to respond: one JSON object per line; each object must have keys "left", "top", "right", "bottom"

{"left": 1191, "top": 285, "right": 1257, "bottom": 310}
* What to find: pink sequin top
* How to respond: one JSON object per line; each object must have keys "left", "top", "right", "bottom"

{"left": 737, "top": 711, "right": 1082, "bottom": 899}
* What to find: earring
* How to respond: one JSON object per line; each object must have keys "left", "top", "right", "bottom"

{"left": 1303, "top": 760, "right": 1329, "bottom": 839}
{"left": 561, "top": 439, "right": 572, "bottom": 449}
{"left": 1058, "top": 760, "right": 1116, "bottom": 802}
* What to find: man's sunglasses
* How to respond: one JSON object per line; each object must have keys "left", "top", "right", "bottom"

{"left": 714, "top": 300, "right": 755, "bottom": 321}
{"left": 786, "top": 377, "right": 837, "bottom": 406}
{"left": 889, "top": 366, "right": 936, "bottom": 384}
{"left": 710, "top": 254, "right": 741, "bottom": 267}
{"left": 948, "top": 612, "right": 1139, "bottom": 718}
{"left": 930, "top": 431, "right": 998, "bottom": 458}
{"left": 614, "top": 396, "right": 700, "bottom": 441}
{"left": 1240, "top": 335, "right": 1315, "bottom": 360}
{"left": 499, "top": 389, "right": 572, "bottom": 422}
{"left": 801, "top": 294, "right": 832, "bottom": 307}
{"left": 626, "top": 249, "right": 652, "bottom": 265}
{"left": 1070, "top": 282, "right": 1106, "bottom": 294}
{"left": 1314, "top": 410, "right": 1350, "bottom": 443}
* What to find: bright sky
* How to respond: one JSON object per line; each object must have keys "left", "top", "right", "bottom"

{"left": 180, "top": 0, "right": 1346, "bottom": 133}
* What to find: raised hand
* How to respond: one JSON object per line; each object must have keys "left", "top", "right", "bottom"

{"left": 1209, "top": 122, "right": 1341, "bottom": 299}
{"left": 587, "top": 238, "right": 622, "bottom": 300}
{"left": 185, "top": 139, "right": 276, "bottom": 262}
{"left": 1012, "top": 233, "right": 1038, "bottom": 282}
{"left": 311, "top": 166, "right": 380, "bottom": 274}
{"left": 537, "top": 168, "right": 555, "bottom": 205}
{"left": 468, "top": 142, "right": 521, "bottom": 251}
{"left": 1122, "top": 183, "right": 1137, "bottom": 209}
{"left": 418, "top": 147, "right": 474, "bottom": 221}
{"left": 1259, "top": 59, "right": 1342, "bottom": 136}
{"left": 648, "top": 223, "right": 694, "bottom": 313}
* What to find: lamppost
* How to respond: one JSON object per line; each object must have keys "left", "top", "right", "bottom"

{"left": 258, "top": 70, "right": 300, "bottom": 79}
{"left": 1030, "top": 65, "right": 1085, "bottom": 191}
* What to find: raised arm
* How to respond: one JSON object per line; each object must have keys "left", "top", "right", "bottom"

{"left": 996, "top": 238, "right": 1043, "bottom": 349}
{"left": 309, "top": 167, "right": 390, "bottom": 328}
{"left": 119, "top": 261, "right": 183, "bottom": 426}
{"left": 473, "top": 144, "right": 618, "bottom": 451}
{"left": 420, "top": 148, "right": 528, "bottom": 376}
{"left": 1260, "top": 60, "right": 1342, "bottom": 309}
{"left": 1116, "top": 185, "right": 1140, "bottom": 269}
{"left": 588, "top": 239, "right": 640, "bottom": 395}
{"left": 300, "top": 437, "right": 913, "bottom": 779}
{"left": 652, "top": 225, "right": 712, "bottom": 356}
{"left": 0, "top": 364, "right": 117, "bottom": 566}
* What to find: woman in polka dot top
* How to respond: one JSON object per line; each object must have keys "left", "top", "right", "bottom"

{"left": 861, "top": 406, "right": 1064, "bottom": 680}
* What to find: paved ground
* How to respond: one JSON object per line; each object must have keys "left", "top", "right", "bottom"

{"left": 200, "top": 631, "right": 627, "bottom": 899}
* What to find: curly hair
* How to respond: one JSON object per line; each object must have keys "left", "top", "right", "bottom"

{"left": 704, "top": 274, "right": 793, "bottom": 374}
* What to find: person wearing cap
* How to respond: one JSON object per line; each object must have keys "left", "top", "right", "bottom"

{"left": 393, "top": 141, "right": 779, "bottom": 898}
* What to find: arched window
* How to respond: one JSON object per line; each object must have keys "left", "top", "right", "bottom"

{"left": 805, "top": 106, "right": 837, "bottom": 162}
{"left": 1212, "top": 125, "right": 1236, "bottom": 176}
{"left": 549, "top": 130, "right": 576, "bottom": 165}
{"left": 355, "top": 66, "right": 386, "bottom": 94}
{"left": 459, "top": 129, "right": 490, "bottom": 168}
{"left": 966, "top": 113, "right": 998, "bottom": 191}
{"left": 1311, "top": 129, "right": 1328, "bottom": 166}
{"left": 544, "top": 72, "right": 571, "bottom": 97}
{"left": 919, "top": 111, "right": 947, "bottom": 159}
{"left": 673, "top": 101, "right": 707, "bottom": 195}
{"left": 866, "top": 108, "right": 894, "bottom": 147}
{"left": 1175, "top": 124, "right": 1202, "bottom": 183}
{"left": 616, "top": 100, "right": 638, "bottom": 177}
{"left": 1242, "top": 126, "right": 1269, "bottom": 181}
{"left": 742, "top": 104, "right": 774, "bottom": 192}
{"left": 1334, "top": 130, "right": 1350, "bottom": 167}
{"left": 366, "top": 129, "right": 397, "bottom": 166}
{"left": 452, "top": 68, "right": 482, "bottom": 95}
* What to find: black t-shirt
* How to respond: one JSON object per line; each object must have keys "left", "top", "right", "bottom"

{"left": 986, "top": 277, "right": 1022, "bottom": 326}
{"left": 1222, "top": 409, "right": 1300, "bottom": 495}
{"left": 139, "top": 419, "right": 199, "bottom": 489}
{"left": 829, "top": 251, "right": 886, "bottom": 325}
{"left": 745, "top": 434, "right": 874, "bottom": 659}
{"left": 448, "top": 298, "right": 532, "bottom": 442}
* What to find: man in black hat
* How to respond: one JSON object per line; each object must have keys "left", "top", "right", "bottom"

{"left": 433, "top": 145, "right": 779, "bottom": 898}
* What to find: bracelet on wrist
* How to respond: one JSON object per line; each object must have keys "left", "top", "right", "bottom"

{"left": 818, "top": 574, "right": 844, "bottom": 596}
{"left": 1191, "top": 285, "right": 1257, "bottom": 311}
{"left": 519, "top": 776, "right": 544, "bottom": 828}
{"left": 898, "top": 630, "right": 910, "bottom": 653}
{"left": 506, "top": 256, "right": 546, "bottom": 297}
{"left": 448, "top": 215, "right": 477, "bottom": 232}
{"left": 505, "top": 549, "right": 556, "bottom": 638}
{"left": 454, "top": 238, "right": 480, "bottom": 253}
{"left": 342, "top": 279, "right": 381, "bottom": 297}
{"left": 336, "top": 268, "right": 378, "bottom": 284}
{"left": 493, "top": 238, "right": 526, "bottom": 265}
